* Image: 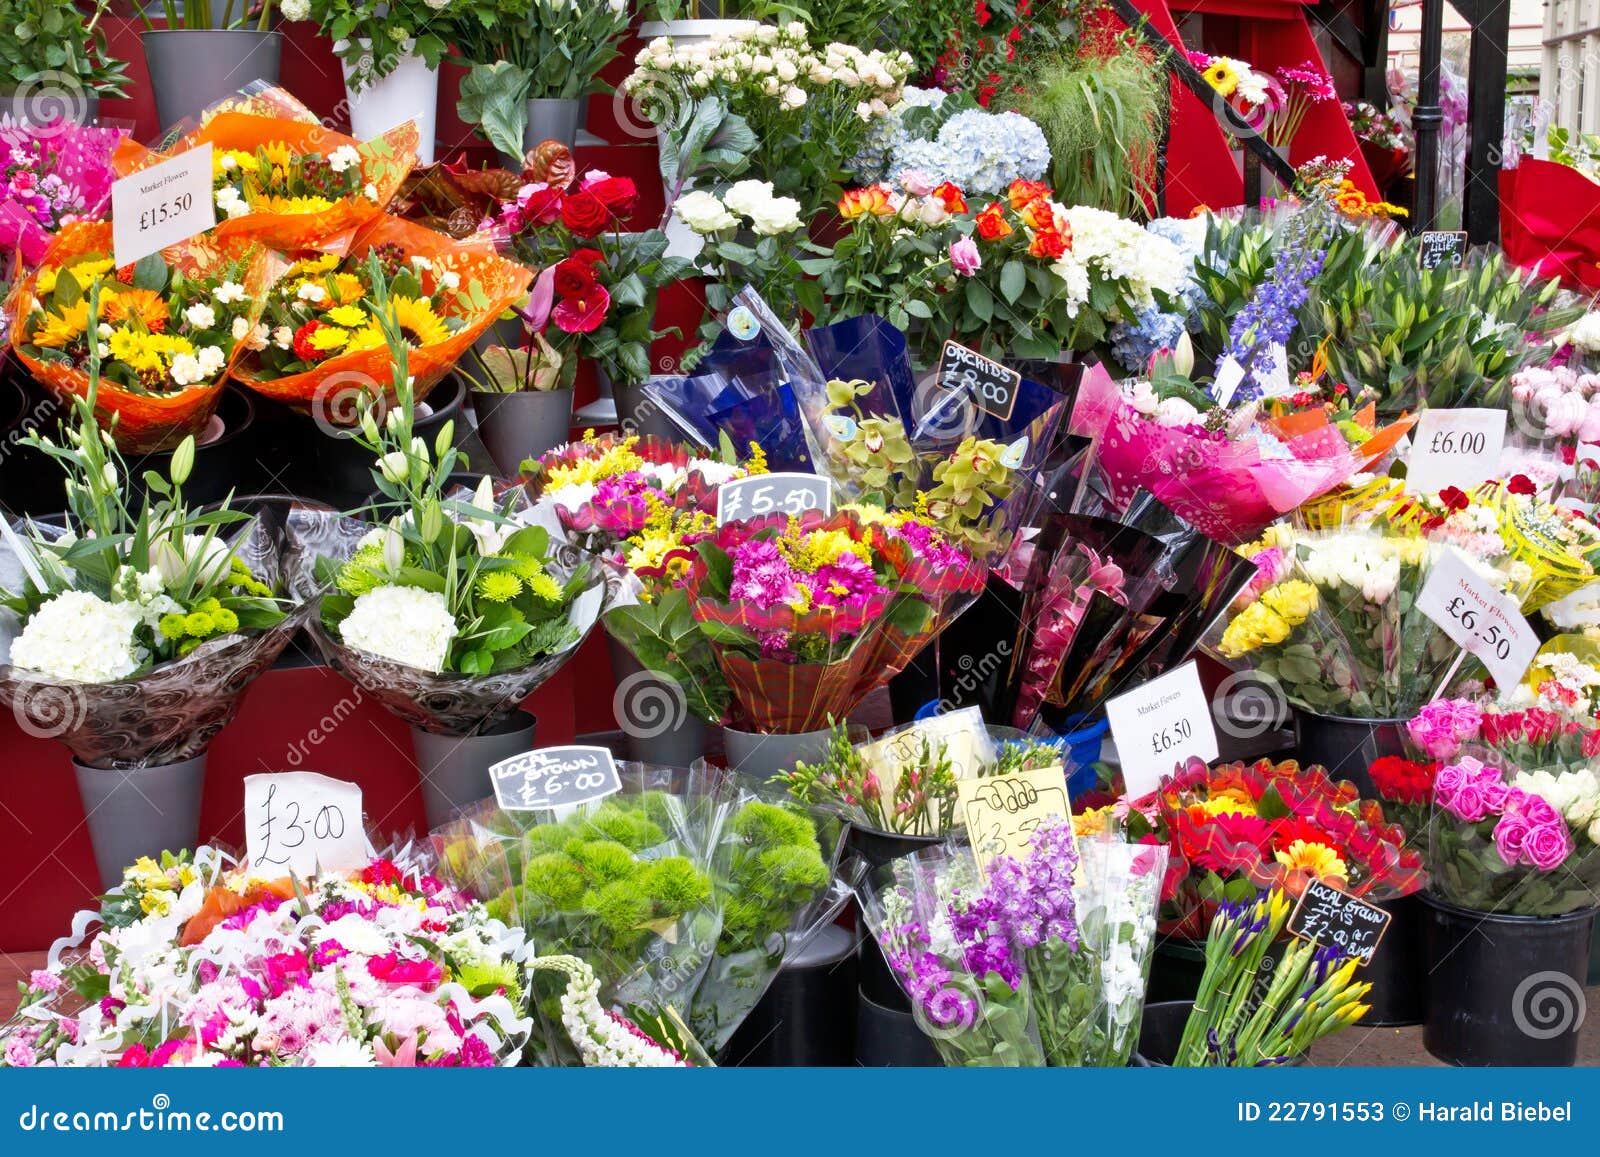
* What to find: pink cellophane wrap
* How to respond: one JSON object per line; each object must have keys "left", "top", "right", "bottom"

{"left": 0, "top": 120, "right": 125, "bottom": 266}
{"left": 1069, "top": 364, "right": 1358, "bottom": 546}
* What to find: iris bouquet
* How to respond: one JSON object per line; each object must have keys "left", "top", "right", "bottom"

{"left": 288, "top": 273, "right": 607, "bottom": 736}
{"left": 0, "top": 848, "right": 534, "bottom": 1067}
{"left": 10, "top": 223, "right": 274, "bottom": 451}
{"left": 0, "top": 343, "right": 301, "bottom": 771}
{"left": 858, "top": 847, "right": 1046, "bottom": 1066}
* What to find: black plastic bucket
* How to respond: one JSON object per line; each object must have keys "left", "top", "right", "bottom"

{"left": 722, "top": 924, "right": 857, "bottom": 1067}
{"left": 1360, "top": 893, "right": 1425, "bottom": 1027}
{"left": 1146, "top": 936, "right": 1208, "bottom": 1004}
{"left": 1293, "top": 710, "right": 1406, "bottom": 797}
{"left": 843, "top": 824, "right": 945, "bottom": 870}
{"left": 1421, "top": 891, "right": 1597, "bottom": 1066}
{"left": 854, "top": 986, "right": 940, "bottom": 1067}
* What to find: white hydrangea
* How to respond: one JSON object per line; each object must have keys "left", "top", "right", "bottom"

{"left": 340, "top": 585, "right": 457, "bottom": 673}
{"left": 281, "top": 0, "right": 310, "bottom": 19}
{"left": 11, "top": 591, "right": 147, "bottom": 683}
{"left": 1570, "top": 312, "right": 1600, "bottom": 355}
{"left": 672, "top": 190, "right": 737, "bottom": 234}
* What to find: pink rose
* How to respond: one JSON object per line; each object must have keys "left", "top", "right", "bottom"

{"left": 1493, "top": 813, "right": 1531, "bottom": 865}
{"left": 1525, "top": 823, "right": 1575, "bottom": 871}
{"left": 899, "top": 168, "right": 936, "bottom": 197}
{"left": 1450, "top": 782, "right": 1491, "bottom": 822}
{"left": 949, "top": 236, "right": 981, "bottom": 277}
{"left": 1432, "top": 758, "right": 1475, "bottom": 807}
{"left": 1520, "top": 794, "right": 1564, "bottom": 829}
{"left": 1479, "top": 776, "right": 1513, "bottom": 813}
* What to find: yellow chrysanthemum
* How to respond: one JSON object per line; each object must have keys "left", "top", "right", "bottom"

{"left": 326, "top": 304, "right": 367, "bottom": 328}
{"left": 31, "top": 300, "right": 90, "bottom": 348}
{"left": 1202, "top": 60, "right": 1239, "bottom": 98}
{"left": 69, "top": 257, "right": 115, "bottom": 282}
{"left": 1193, "top": 794, "right": 1255, "bottom": 818}
{"left": 307, "top": 325, "right": 350, "bottom": 352}
{"left": 259, "top": 194, "right": 336, "bottom": 215}
{"left": 389, "top": 296, "right": 451, "bottom": 346}
{"left": 213, "top": 148, "right": 260, "bottom": 177}
{"left": 342, "top": 326, "right": 387, "bottom": 354}
{"left": 545, "top": 438, "right": 645, "bottom": 489}
{"left": 35, "top": 266, "right": 59, "bottom": 295}
{"left": 1275, "top": 839, "right": 1349, "bottom": 884}
{"left": 523, "top": 571, "right": 562, "bottom": 603}
{"left": 291, "top": 254, "right": 340, "bottom": 277}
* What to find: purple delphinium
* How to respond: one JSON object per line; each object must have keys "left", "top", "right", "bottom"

{"left": 1224, "top": 207, "right": 1331, "bottom": 400}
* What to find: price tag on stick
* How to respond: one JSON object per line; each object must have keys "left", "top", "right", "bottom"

{"left": 956, "top": 765, "right": 1071, "bottom": 881}
{"left": 1406, "top": 408, "right": 1506, "bottom": 496}
{"left": 717, "top": 472, "right": 832, "bottom": 526}
{"left": 111, "top": 143, "right": 217, "bottom": 267}
{"left": 936, "top": 339, "right": 1022, "bottom": 421}
{"left": 1288, "top": 879, "right": 1392, "bottom": 964}
{"left": 1416, "top": 546, "right": 1540, "bottom": 689}
{"left": 244, "top": 772, "right": 369, "bottom": 878}
{"left": 1106, "top": 660, "right": 1220, "bottom": 799}
{"left": 491, "top": 745, "right": 622, "bottom": 811}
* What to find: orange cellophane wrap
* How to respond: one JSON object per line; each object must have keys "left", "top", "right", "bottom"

{"left": 113, "top": 106, "right": 419, "bottom": 258}
{"left": 7, "top": 221, "right": 278, "bottom": 453}
{"left": 1263, "top": 402, "right": 1417, "bottom": 475}
{"left": 230, "top": 215, "right": 533, "bottom": 415}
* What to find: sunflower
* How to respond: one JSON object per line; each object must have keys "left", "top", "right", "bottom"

{"left": 1202, "top": 59, "right": 1239, "bottom": 98}
{"left": 1274, "top": 839, "right": 1349, "bottom": 884}
{"left": 103, "top": 287, "right": 170, "bottom": 332}
{"left": 258, "top": 141, "right": 295, "bottom": 187}
{"left": 389, "top": 296, "right": 450, "bottom": 346}
{"left": 31, "top": 300, "right": 90, "bottom": 348}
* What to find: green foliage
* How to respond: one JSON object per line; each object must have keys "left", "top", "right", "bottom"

{"left": 295, "top": 0, "right": 461, "bottom": 77}
{"left": 0, "top": 0, "right": 127, "bottom": 95}
{"left": 1000, "top": 42, "right": 1167, "bottom": 219}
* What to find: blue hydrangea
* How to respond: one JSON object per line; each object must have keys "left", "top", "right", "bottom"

{"left": 886, "top": 108, "right": 1050, "bottom": 195}
{"left": 1144, "top": 217, "right": 1206, "bottom": 315}
{"left": 1111, "top": 307, "right": 1187, "bottom": 372}
{"left": 850, "top": 87, "right": 947, "bottom": 181}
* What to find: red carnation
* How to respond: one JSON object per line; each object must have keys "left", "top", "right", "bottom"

{"left": 552, "top": 256, "right": 598, "bottom": 300}
{"left": 1436, "top": 485, "right": 1470, "bottom": 512}
{"left": 1506, "top": 473, "right": 1537, "bottom": 496}
{"left": 292, "top": 320, "right": 331, "bottom": 362}
{"left": 561, "top": 191, "right": 611, "bottom": 238}
{"left": 1368, "top": 756, "right": 1437, "bottom": 806}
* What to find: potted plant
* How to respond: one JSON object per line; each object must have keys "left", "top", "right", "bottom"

{"left": 138, "top": 1, "right": 283, "bottom": 130}
{"left": 0, "top": 0, "right": 128, "bottom": 125}
{"left": 459, "top": 340, "right": 573, "bottom": 476}
{"left": 636, "top": 0, "right": 766, "bottom": 47}
{"left": 455, "top": 0, "right": 629, "bottom": 160}
{"left": 285, "top": 0, "right": 470, "bottom": 165}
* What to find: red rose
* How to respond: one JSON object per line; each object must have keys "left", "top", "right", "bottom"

{"left": 1028, "top": 227, "right": 1068, "bottom": 259}
{"left": 974, "top": 202, "right": 1012, "bottom": 241}
{"left": 570, "top": 247, "right": 605, "bottom": 266}
{"left": 560, "top": 191, "right": 611, "bottom": 238}
{"left": 583, "top": 175, "right": 638, "bottom": 216}
{"left": 1506, "top": 473, "right": 1537, "bottom": 496}
{"left": 552, "top": 256, "right": 598, "bottom": 300}
{"left": 516, "top": 185, "right": 563, "bottom": 227}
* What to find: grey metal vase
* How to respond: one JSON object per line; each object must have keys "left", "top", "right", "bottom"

{"left": 607, "top": 635, "right": 713, "bottom": 767}
{"left": 470, "top": 388, "right": 573, "bottom": 476}
{"left": 142, "top": 30, "right": 282, "bottom": 130}
{"left": 614, "top": 380, "right": 685, "bottom": 442}
{"left": 410, "top": 710, "right": 536, "bottom": 830}
{"left": 722, "top": 726, "right": 834, "bottom": 782}
{"left": 73, "top": 755, "right": 208, "bottom": 891}
{"left": 527, "top": 97, "right": 583, "bottom": 149}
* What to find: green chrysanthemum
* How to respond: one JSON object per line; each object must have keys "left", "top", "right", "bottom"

{"left": 476, "top": 571, "right": 522, "bottom": 602}
{"left": 158, "top": 612, "right": 188, "bottom": 640}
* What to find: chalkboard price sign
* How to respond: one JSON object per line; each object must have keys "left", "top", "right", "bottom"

{"left": 1418, "top": 230, "right": 1468, "bottom": 271}
{"left": 491, "top": 745, "right": 623, "bottom": 811}
{"left": 937, "top": 339, "right": 1022, "bottom": 421}
{"left": 1288, "top": 878, "right": 1392, "bottom": 964}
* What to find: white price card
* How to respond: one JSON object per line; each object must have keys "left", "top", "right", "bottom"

{"left": 491, "top": 745, "right": 622, "bottom": 812}
{"left": 717, "top": 472, "right": 832, "bottom": 526}
{"left": 1106, "top": 660, "right": 1219, "bottom": 800}
{"left": 1211, "top": 357, "right": 1246, "bottom": 406}
{"left": 111, "top": 143, "right": 217, "bottom": 267}
{"left": 244, "top": 771, "right": 369, "bottom": 878}
{"left": 1259, "top": 342, "right": 1295, "bottom": 398}
{"left": 1416, "top": 547, "right": 1541, "bottom": 689}
{"left": 1407, "top": 408, "right": 1506, "bottom": 496}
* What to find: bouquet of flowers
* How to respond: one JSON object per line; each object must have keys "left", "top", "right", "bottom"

{"left": 1427, "top": 753, "right": 1600, "bottom": 915}
{"left": 859, "top": 846, "right": 1046, "bottom": 1066}
{"left": 1116, "top": 757, "right": 1425, "bottom": 938}
{"left": 680, "top": 508, "right": 985, "bottom": 733}
{"left": 1190, "top": 51, "right": 1278, "bottom": 141}
{"left": 112, "top": 87, "right": 418, "bottom": 255}
{"left": 0, "top": 361, "right": 302, "bottom": 771}
{"left": 490, "top": 161, "right": 690, "bottom": 389}
{"left": 0, "top": 848, "right": 535, "bottom": 1067}
{"left": 1071, "top": 837, "right": 1168, "bottom": 1066}
{"left": 1261, "top": 61, "right": 1336, "bottom": 151}
{"left": 233, "top": 215, "right": 531, "bottom": 418}
{"left": 1169, "top": 888, "right": 1370, "bottom": 1066}
{"left": 287, "top": 280, "right": 607, "bottom": 735}
{"left": 9, "top": 221, "right": 275, "bottom": 451}
{"left": 0, "top": 119, "right": 124, "bottom": 271}
{"left": 1346, "top": 100, "right": 1410, "bottom": 152}
{"left": 1069, "top": 360, "right": 1363, "bottom": 547}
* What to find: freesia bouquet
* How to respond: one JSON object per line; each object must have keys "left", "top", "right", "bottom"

{"left": 0, "top": 119, "right": 124, "bottom": 271}
{"left": 9, "top": 222, "right": 274, "bottom": 451}
{"left": 0, "top": 847, "right": 535, "bottom": 1067}
{"left": 1170, "top": 888, "right": 1370, "bottom": 1066}
{"left": 859, "top": 846, "right": 1046, "bottom": 1067}
{"left": 0, "top": 354, "right": 302, "bottom": 771}
{"left": 112, "top": 87, "right": 417, "bottom": 255}
{"left": 234, "top": 215, "right": 531, "bottom": 417}
{"left": 1116, "top": 757, "right": 1425, "bottom": 937}
{"left": 490, "top": 161, "right": 690, "bottom": 389}
{"left": 288, "top": 276, "right": 605, "bottom": 735}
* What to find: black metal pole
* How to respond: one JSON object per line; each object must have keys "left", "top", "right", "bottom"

{"left": 1461, "top": 0, "right": 1509, "bottom": 244}
{"left": 1413, "top": 0, "right": 1446, "bottom": 230}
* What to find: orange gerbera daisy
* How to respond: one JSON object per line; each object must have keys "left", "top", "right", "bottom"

{"left": 103, "top": 287, "right": 169, "bottom": 332}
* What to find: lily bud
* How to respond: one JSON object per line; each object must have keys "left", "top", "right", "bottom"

{"left": 382, "top": 526, "right": 405, "bottom": 573}
{"left": 378, "top": 451, "right": 409, "bottom": 483}
{"left": 435, "top": 420, "right": 455, "bottom": 459}
{"left": 1172, "top": 330, "right": 1195, "bottom": 377}
{"left": 152, "top": 539, "right": 185, "bottom": 587}
{"left": 360, "top": 411, "right": 380, "bottom": 442}
{"left": 169, "top": 437, "right": 195, "bottom": 487}
{"left": 419, "top": 499, "right": 443, "bottom": 544}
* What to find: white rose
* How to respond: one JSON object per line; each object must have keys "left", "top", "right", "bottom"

{"left": 780, "top": 86, "right": 806, "bottom": 110}
{"left": 723, "top": 179, "right": 775, "bottom": 219}
{"left": 673, "top": 190, "right": 738, "bottom": 234}
{"left": 747, "top": 194, "right": 802, "bottom": 236}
